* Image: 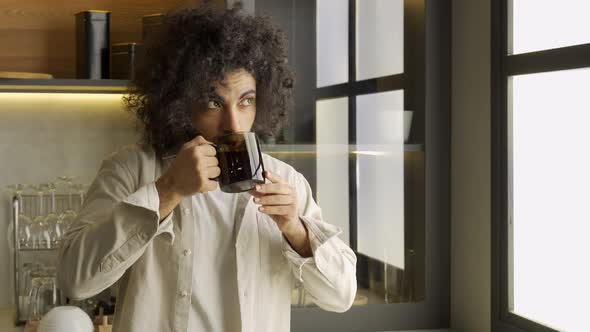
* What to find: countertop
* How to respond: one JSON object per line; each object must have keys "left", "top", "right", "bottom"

{"left": 0, "top": 308, "right": 452, "bottom": 332}
{"left": 0, "top": 310, "right": 21, "bottom": 332}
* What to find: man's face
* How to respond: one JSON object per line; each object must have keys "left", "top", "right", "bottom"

{"left": 191, "top": 69, "right": 257, "bottom": 142}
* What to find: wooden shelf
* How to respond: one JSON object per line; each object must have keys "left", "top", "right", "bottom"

{"left": 0, "top": 79, "right": 129, "bottom": 93}
{"left": 403, "top": 144, "right": 424, "bottom": 152}
{"left": 17, "top": 248, "right": 58, "bottom": 252}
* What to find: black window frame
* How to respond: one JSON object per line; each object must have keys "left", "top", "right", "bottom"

{"left": 491, "top": 1, "right": 590, "bottom": 331}
{"left": 288, "top": 0, "right": 452, "bottom": 331}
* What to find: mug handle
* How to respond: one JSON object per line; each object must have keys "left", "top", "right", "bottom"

{"left": 251, "top": 135, "right": 265, "bottom": 181}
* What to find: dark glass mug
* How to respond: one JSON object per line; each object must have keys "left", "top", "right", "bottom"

{"left": 214, "top": 131, "right": 265, "bottom": 193}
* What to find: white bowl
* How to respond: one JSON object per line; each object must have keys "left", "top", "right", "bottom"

{"left": 38, "top": 306, "right": 94, "bottom": 332}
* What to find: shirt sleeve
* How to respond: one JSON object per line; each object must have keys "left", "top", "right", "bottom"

{"left": 147, "top": 182, "right": 175, "bottom": 243}
{"left": 155, "top": 211, "right": 175, "bottom": 241}
{"left": 281, "top": 171, "right": 357, "bottom": 313}
{"left": 113, "top": 180, "right": 175, "bottom": 244}
{"left": 57, "top": 151, "right": 172, "bottom": 300}
{"left": 281, "top": 216, "right": 340, "bottom": 280}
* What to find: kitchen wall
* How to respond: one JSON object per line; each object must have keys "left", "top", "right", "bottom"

{"left": 451, "top": 0, "right": 492, "bottom": 331}
{"left": 0, "top": 0, "right": 226, "bottom": 309}
{"left": 0, "top": 93, "right": 138, "bottom": 308}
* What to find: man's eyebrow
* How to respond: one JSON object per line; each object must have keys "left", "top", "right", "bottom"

{"left": 207, "top": 90, "right": 255, "bottom": 102}
{"left": 208, "top": 92, "right": 224, "bottom": 103}
{"left": 239, "top": 89, "right": 256, "bottom": 100}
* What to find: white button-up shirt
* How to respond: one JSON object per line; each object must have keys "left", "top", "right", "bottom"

{"left": 57, "top": 144, "right": 357, "bottom": 332}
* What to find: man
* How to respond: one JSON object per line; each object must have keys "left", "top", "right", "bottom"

{"left": 57, "top": 3, "right": 356, "bottom": 332}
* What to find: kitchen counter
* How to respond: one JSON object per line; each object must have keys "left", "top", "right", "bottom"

{"left": 0, "top": 309, "right": 21, "bottom": 332}
{"left": 0, "top": 308, "right": 451, "bottom": 332}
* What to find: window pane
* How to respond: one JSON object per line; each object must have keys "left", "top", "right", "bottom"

{"left": 316, "top": 97, "right": 350, "bottom": 245}
{"left": 511, "top": 0, "right": 590, "bottom": 54}
{"left": 356, "top": 0, "right": 403, "bottom": 81}
{"left": 316, "top": 0, "right": 348, "bottom": 87}
{"left": 356, "top": 90, "right": 404, "bottom": 269}
{"left": 511, "top": 69, "right": 590, "bottom": 331}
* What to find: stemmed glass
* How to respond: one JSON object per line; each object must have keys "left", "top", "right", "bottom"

{"left": 5, "top": 184, "right": 33, "bottom": 249}
{"left": 45, "top": 183, "right": 63, "bottom": 247}
{"left": 57, "top": 176, "right": 78, "bottom": 232}
{"left": 29, "top": 184, "right": 51, "bottom": 249}
{"left": 72, "top": 183, "right": 88, "bottom": 210}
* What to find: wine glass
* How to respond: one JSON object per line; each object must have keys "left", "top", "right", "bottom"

{"left": 5, "top": 184, "right": 33, "bottom": 249}
{"left": 29, "top": 184, "right": 51, "bottom": 249}
{"left": 72, "top": 183, "right": 88, "bottom": 210}
{"left": 45, "top": 183, "right": 63, "bottom": 247}
{"left": 57, "top": 176, "right": 78, "bottom": 232}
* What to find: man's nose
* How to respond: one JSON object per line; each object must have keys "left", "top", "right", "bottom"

{"left": 223, "top": 107, "right": 242, "bottom": 133}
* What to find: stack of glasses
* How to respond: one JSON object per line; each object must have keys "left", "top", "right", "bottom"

{"left": 20, "top": 263, "right": 63, "bottom": 322}
{"left": 6, "top": 177, "right": 88, "bottom": 250}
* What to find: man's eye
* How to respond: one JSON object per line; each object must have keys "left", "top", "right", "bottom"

{"left": 208, "top": 100, "right": 222, "bottom": 109}
{"left": 241, "top": 97, "right": 255, "bottom": 106}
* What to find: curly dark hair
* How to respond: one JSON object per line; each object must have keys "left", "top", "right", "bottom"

{"left": 124, "top": 2, "right": 294, "bottom": 157}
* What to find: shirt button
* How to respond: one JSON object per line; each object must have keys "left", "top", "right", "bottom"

{"left": 179, "top": 290, "right": 188, "bottom": 298}
{"left": 182, "top": 208, "right": 191, "bottom": 216}
{"left": 183, "top": 249, "right": 192, "bottom": 256}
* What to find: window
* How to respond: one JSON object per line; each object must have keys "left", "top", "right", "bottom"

{"left": 316, "top": 0, "right": 349, "bottom": 87}
{"left": 256, "top": 0, "right": 451, "bottom": 330}
{"left": 316, "top": 97, "right": 350, "bottom": 243}
{"left": 510, "top": 0, "right": 590, "bottom": 55}
{"left": 492, "top": 1, "right": 590, "bottom": 331}
{"left": 314, "top": 0, "right": 412, "bottom": 307}
{"left": 356, "top": 0, "right": 404, "bottom": 80}
{"left": 355, "top": 90, "right": 405, "bottom": 270}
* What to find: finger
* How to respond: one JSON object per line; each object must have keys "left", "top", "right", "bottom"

{"left": 195, "top": 135, "right": 213, "bottom": 145}
{"left": 204, "top": 180, "right": 218, "bottom": 192}
{"left": 202, "top": 156, "right": 219, "bottom": 167}
{"left": 259, "top": 205, "right": 290, "bottom": 216}
{"left": 254, "top": 194, "right": 293, "bottom": 206}
{"left": 263, "top": 170, "right": 284, "bottom": 184}
{"left": 255, "top": 183, "right": 291, "bottom": 195}
{"left": 198, "top": 143, "right": 217, "bottom": 157}
{"left": 248, "top": 189, "right": 264, "bottom": 198}
{"left": 206, "top": 166, "right": 221, "bottom": 179}
{"left": 184, "top": 135, "right": 209, "bottom": 148}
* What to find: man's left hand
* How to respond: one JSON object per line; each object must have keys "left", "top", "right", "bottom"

{"left": 249, "top": 170, "right": 312, "bottom": 257}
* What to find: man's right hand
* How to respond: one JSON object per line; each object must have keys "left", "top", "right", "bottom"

{"left": 155, "top": 136, "right": 221, "bottom": 220}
